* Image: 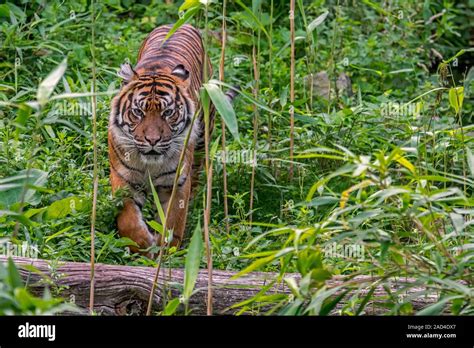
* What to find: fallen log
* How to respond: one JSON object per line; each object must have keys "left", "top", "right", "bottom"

{"left": 1, "top": 256, "right": 439, "bottom": 315}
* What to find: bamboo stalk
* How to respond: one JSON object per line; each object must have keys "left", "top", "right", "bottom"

{"left": 327, "top": 0, "right": 340, "bottom": 114}
{"left": 289, "top": 0, "right": 295, "bottom": 180}
{"left": 268, "top": 0, "right": 274, "bottom": 156}
{"left": 249, "top": 44, "right": 258, "bottom": 225}
{"left": 203, "top": 3, "right": 213, "bottom": 315}
{"left": 219, "top": 0, "right": 230, "bottom": 235}
{"left": 89, "top": 0, "right": 98, "bottom": 314}
{"left": 448, "top": 65, "right": 467, "bottom": 197}
{"left": 249, "top": 3, "right": 261, "bottom": 225}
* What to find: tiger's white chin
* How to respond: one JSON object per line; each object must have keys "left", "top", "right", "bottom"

{"left": 139, "top": 153, "right": 166, "bottom": 164}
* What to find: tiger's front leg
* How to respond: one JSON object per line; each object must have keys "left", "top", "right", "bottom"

{"left": 117, "top": 199, "right": 156, "bottom": 253}
{"left": 111, "top": 169, "right": 155, "bottom": 255}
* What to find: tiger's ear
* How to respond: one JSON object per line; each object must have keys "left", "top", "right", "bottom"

{"left": 171, "top": 64, "right": 189, "bottom": 81}
{"left": 118, "top": 62, "right": 138, "bottom": 83}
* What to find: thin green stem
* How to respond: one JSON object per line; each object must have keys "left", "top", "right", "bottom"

{"left": 202, "top": 3, "right": 214, "bottom": 316}
{"left": 220, "top": 0, "right": 230, "bottom": 235}
{"left": 289, "top": 0, "right": 295, "bottom": 180}
{"left": 89, "top": 0, "right": 98, "bottom": 314}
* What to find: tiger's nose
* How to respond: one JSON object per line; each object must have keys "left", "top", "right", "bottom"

{"left": 145, "top": 135, "right": 161, "bottom": 146}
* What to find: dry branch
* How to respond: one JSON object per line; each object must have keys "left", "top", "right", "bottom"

{"left": 1, "top": 256, "right": 439, "bottom": 315}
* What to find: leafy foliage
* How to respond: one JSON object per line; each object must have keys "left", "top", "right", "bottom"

{"left": 0, "top": 258, "right": 76, "bottom": 315}
{"left": 0, "top": 0, "right": 472, "bottom": 315}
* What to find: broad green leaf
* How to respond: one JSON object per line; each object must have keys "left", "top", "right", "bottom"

{"left": 203, "top": 81, "right": 239, "bottom": 141}
{"left": 425, "top": 276, "right": 472, "bottom": 295}
{"left": 7, "top": 258, "right": 23, "bottom": 289}
{"left": 394, "top": 154, "right": 416, "bottom": 174}
{"left": 306, "top": 164, "right": 354, "bottom": 201}
{"left": 14, "top": 104, "right": 32, "bottom": 133}
{"left": 235, "top": 0, "right": 271, "bottom": 40}
{"left": 231, "top": 254, "right": 275, "bottom": 280}
{"left": 37, "top": 59, "right": 67, "bottom": 106}
{"left": 163, "top": 298, "right": 180, "bottom": 315}
{"left": 355, "top": 286, "right": 376, "bottom": 315}
{"left": 0, "top": 169, "right": 48, "bottom": 207}
{"left": 416, "top": 295, "right": 464, "bottom": 315}
{"left": 14, "top": 288, "right": 34, "bottom": 309}
{"left": 45, "top": 196, "right": 87, "bottom": 220}
{"left": 162, "top": 6, "right": 200, "bottom": 44}
{"left": 450, "top": 213, "right": 464, "bottom": 233}
{"left": 464, "top": 66, "right": 474, "bottom": 94}
{"left": 428, "top": 187, "right": 464, "bottom": 202}
{"left": 244, "top": 227, "right": 293, "bottom": 251}
{"left": 0, "top": 210, "right": 33, "bottom": 226}
{"left": 350, "top": 64, "right": 382, "bottom": 76}
{"left": 183, "top": 222, "right": 203, "bottom": 301}
{"left": 310, "top": 268, "right": 332, "bottom": 283}
{"left": 448, "top": 87, "right": 464, "bottom": 114}
{"left": 2, "top": 3, "right": 26, "bottom": 21}
{"left": 45, "top": 226, "right": 73, "bottom": 243}
{"left": 443, "top": 48, "right": 474, "bottom": 65}
{"left": 209, "top": 136, "right": 221, "bottom": 165}
{"left": 391, "top": 248, "right": 404, "bottom": 266}
{"left": 320, "top": 289, "right": 350, "bottom": 316}
{"left": 147, "top": 220, "right": 164, "bottom": 234}
{"left": 307, "top": 11, "right": 329, "bottom": 33}
{"left": 466, "top": 147, "right": 474, "bottom": 178}
{"left": 340, "top": 179, "right": 373, "bottom": 208}
{"left": 179, "top": 0, "right": 200, "bottom": 12}
{"left": 200, "top": 86, "right": 211, "bottom": 123}
{"left": 283, "top": 277, "right": 301, "bottom": 299}
{"left": 229, "top": 282, "right": 276, "bottom": 310}
{"left": 368, "top": 188, "right": 410, "bottom": 205}
{"left": 361, "top": 0, "right": 390, "bottom": 16}
{"left": 294, "top": 153, "right": 344, "bottom": 160}
{"left": 148, "top": 173, "right": 165, "bottom": 227}
{"left": 0, "top": 4, "right": 9, "bottom": 18}
{"left": 231, "top": 247, "right": 294, "bottom": 279}
{"left": 300, "top": 196, "right": 339, "bottom": 207}
{"left": 42, "top": 117, "right": 88, "bottom": 137}
{"left": 305, "top": 286, "right": 344, "bottom": 315}
{"left": 210, "top": 80, "right": 282, "bottom": 117}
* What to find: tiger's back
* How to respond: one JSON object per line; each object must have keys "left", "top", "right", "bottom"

{"left": 136, "top": 24, "right": 212, "bottom": 103}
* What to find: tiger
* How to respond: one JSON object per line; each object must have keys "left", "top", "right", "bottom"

{"left": 108, "top": 24, "right": 236, "bottom": 255}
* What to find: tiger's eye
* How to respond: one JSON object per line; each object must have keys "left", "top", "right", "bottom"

{"left": 163, "top": 109, "right": 174, "bottom": 117}
{"left": 132, "top": 108, "right": 143, "bottom": 118}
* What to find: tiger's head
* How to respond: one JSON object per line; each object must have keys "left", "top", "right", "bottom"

{"left": 110, "top": 62, "right": 196, "bottom": 163}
